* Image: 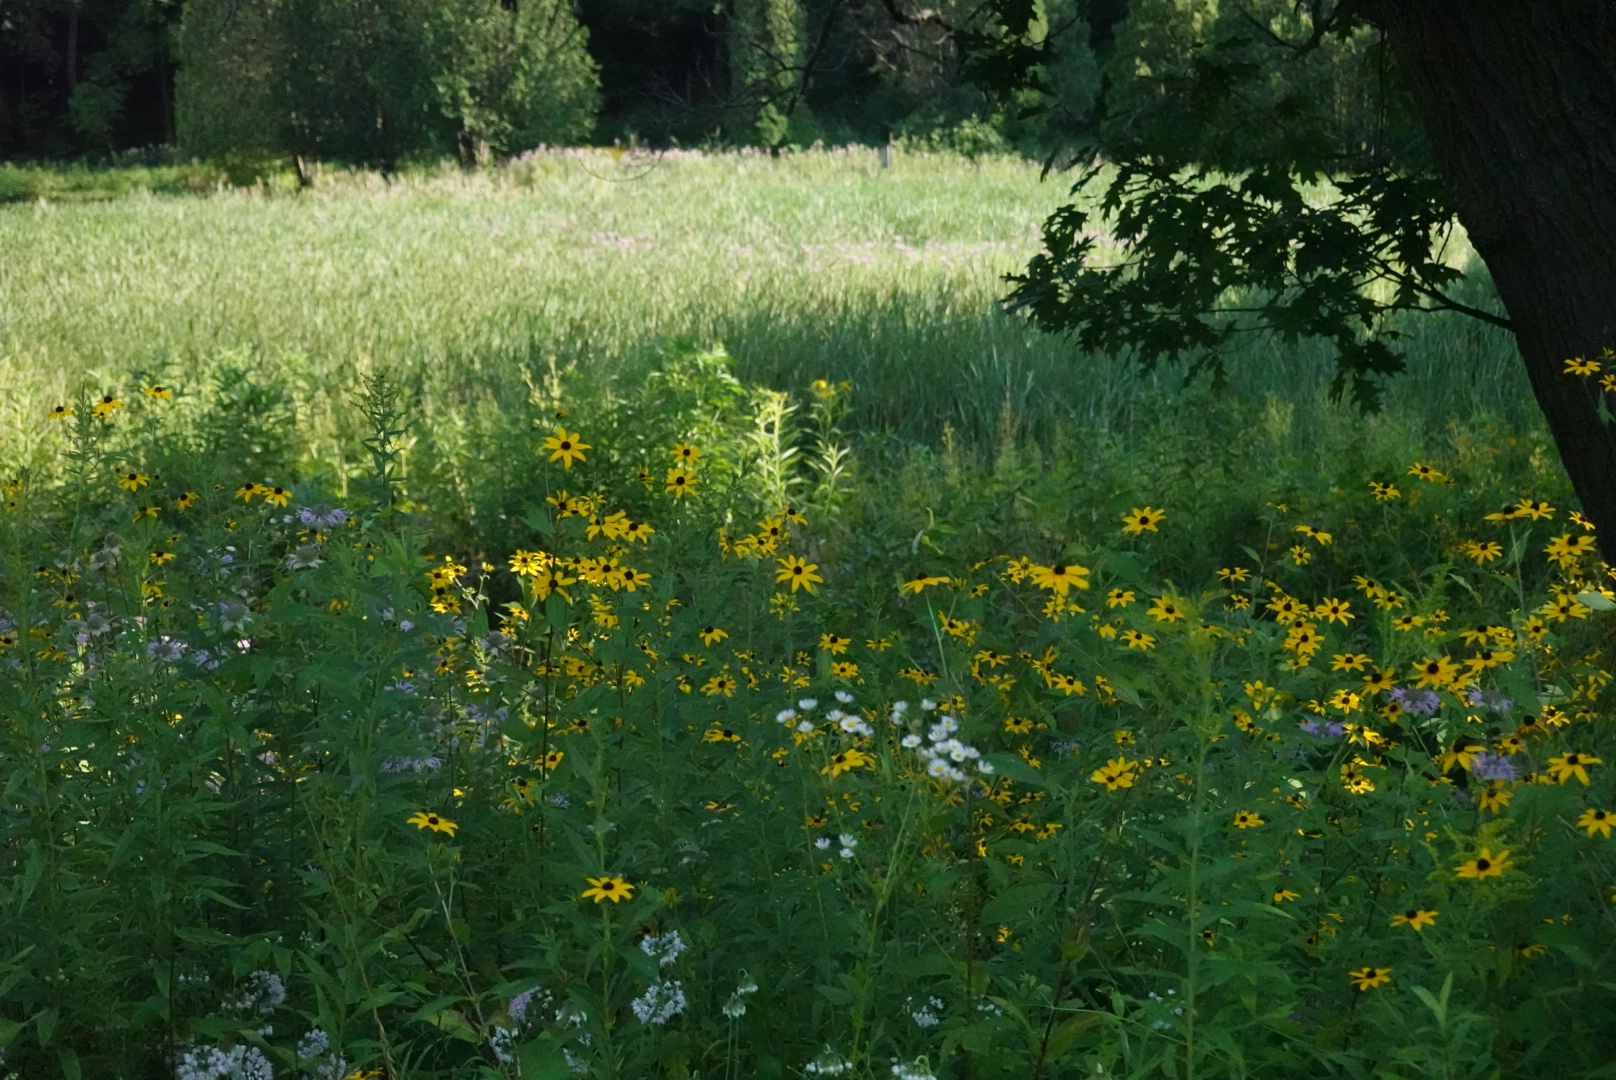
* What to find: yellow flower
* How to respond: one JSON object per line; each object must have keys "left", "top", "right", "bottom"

{"left": 1564, "top": 356, "right": 1601, "bottom": 376}
{"left": 175, "top": 491, "right": 199, "bottom": 510}
{"left": 510, "top": 549, "right": 547, "bottom": 576}
{"left": 1455, "top": 847, "right": 1511, "bottom": 880}
{"left": 831, "top": 660, "right": 859, "bottom": 679}
{"left": 1462, "top": 540, "right": 1503, "bottom": 564}
{"left": 1216, "top": 567, "right": 1251, "bottom": 583}
{"left": 262, "top": 485, "right": 292, "bottom": 508}
{"left": 1106, "top": 588, "right": 1135, "bottom": 608}
{"left": 665, "top": 466, "right": 696, "bottom": 497}
{"left": 48, "top": 404, "right": 74, "bottom": 421}
{"left": 1331, "top": 653, "right": 1371, "bottom": 672}
{"left": 700, "top": 674, "right": 737, "bottom": 697}
{"left": 822, "top": 747, "right": 873, "bottom": 777}
{"left": 90, "top": 394, "right": 124, "bottom": 419}
{"left": 1232, "top": 811, "right": 1264, "bottom": 829}
{"left": 406, "top": 811, "right": 459, "bottom": 837}
{"left": 1412, "top": 655, "right": 1460, "bottom": 689}
{"left": 143, "top": 385, "right": 172, "bottom": 400}
{"left": 1407, "top": 462, "right": 1446, "bottom": 483}
{"left": 1146, "top": 596, "right": 1184, "bottom": 623}
{"left": 900, "top": 574, "right": 950, "bottom": 594}
{"left": 580, "top": 875, "right": 635, "bottom": 903}
{"left": 701, "top": 726, "right": 740, "bottom": 742}
{"left": 1120, "top": 629, "right": 1155, "bottom": 650}
{"left": 117, "top": 472, "right": 150, "bottom": 492}
{"left": 672, "top": 442, "right": 701, "bottom": 465}
{"left": 543, "top": 428, "right": 590, "bottom": 469}
{"left": 1577, "top": 808, "right": 1614, "bottom": 838}
{"left": 1476, "top": 781, "right": 1513, "bottom": 813}
{"left": 1389, "top": 909, "right": 1438, "bottom": 931}
{"left": 1368, "top": 481, "right": 1400, "bottom": 501}
{"left": 234, "top": 482, "right": 260, "bottom": 503}
{"left": 1295, "top": 524, "right": 1333, "bottom": 545}
{"left": 1545, "top": 533, "right": 1598, "bottom": 568}
{"left": 1547, "top": 752, "right": 1601, "bottom": 785}
{"left": 1348, "top": 967, "right": 1392, "bottom": 991}
{"left": 775, "top": 555, "right": 822, "bottom": 593}
{"left": 699, "top": 625, "right": 728, "bottom": 646}
{"left": 1273, "top": 889, "right": 1300, "bottom": 903}
{"left": 1029, "top": 563, "right": 1090, "bottom": 595}
{"left": 1121, "top": 506, "right": 1166, "bottom": 535}
{"left": 1090, "top": 757, "right": 1140, "bottom": 790}
{"left": 820, "top": 633, "right": 851, "bottom": 654}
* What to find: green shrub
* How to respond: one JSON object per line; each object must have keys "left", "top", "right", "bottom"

{"left": 1, "top": 344, "right": 1611, "bottom": 1077}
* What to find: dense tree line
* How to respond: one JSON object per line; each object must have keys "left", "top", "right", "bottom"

{"left": 0, "top": 0, "right": 1102, "bottom": 162}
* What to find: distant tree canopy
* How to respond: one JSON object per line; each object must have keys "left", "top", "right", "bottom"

{"left": 2, "top": 0, "right": 1107, "bottom": 160}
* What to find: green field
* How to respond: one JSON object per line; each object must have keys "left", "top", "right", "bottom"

{"left": 1, "top": 149, "right": 1532, "bottom": 465}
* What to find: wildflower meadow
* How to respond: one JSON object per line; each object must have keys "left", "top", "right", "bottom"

{"left": 2, "top": 155, "right": 1613, "bottom": 1080}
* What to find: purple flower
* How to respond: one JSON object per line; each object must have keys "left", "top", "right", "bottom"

{"left": 1324, "top": 721, "right": 1346, "bottom": 737}
{"left": 1470, "top": 752, "right": 1518, "bottom": 782}
{"left": 300, "top": 504, "right": 349, "bottom": 528}
{"left": 1298, "top": 720, "right": 1322, "bottom": 735}
{"left": 146, "top": 636, "right": 186, "bottom": 662}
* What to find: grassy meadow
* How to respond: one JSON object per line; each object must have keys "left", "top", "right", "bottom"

{"left": 2, "top": 150, "right": 1611, "bottom": 1079}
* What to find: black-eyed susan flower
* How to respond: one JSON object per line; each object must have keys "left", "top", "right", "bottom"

{"left": 1476, "top": 781, "right": 1513, "bottom": 813}
{"left": 1548, "top": 751, "right": 1600, "bottom": 785}
{"left": 407, "top": 811, "right": 458, "bottom": 836}
{"left": 700, "top": 674, "right": 736, "bottom": 697}
{"left": 671, "top": 442, "right": 701, "bottom": 465}
{"left": 1390, "top": 909, "right": 1438, "bottom": 931}
{"left": 142, "top": 385, "right": 172, "bottom": 400}
{"left": 1106, "top": 588, "right": 1135, "bottom": 608}
{"left": 775, "top": 555, "right": 822, "bottom": 593}
{"left": 701, "top": 727, "right": 740, "bottom": 742}
{"left": 1232, "top": 811, "right": 1264, "bottom": 828}
{"left": 1462, "top": 540, "right": 1503, "bottom": 563}
{"left": 1407, "top": 462, "right": 1445, "bottom": 483}
{"left": 1090, "top": 757, "right": 1139, "bottom": 790}
{"left": 581, "top": 875, "right": 635, "bottom": 903}
{"left": 1120, "top": 629, "right": 1155, "bottom": 650}
{"left": 1577, "top": 809, "right": 1614, "bottom": 838}
{"left": 698, "top": 625, "right": 728, "bottom": 646}
{"left": 665, "top": 466, "right": 695, "bottom": 497}
{"left": 822, "top": 747, "right": 873, "bottom": 777}
{"left": 263, "top": 485, "right": 292, "bottom": 508}
{"left": 1368, "top": 480, "right": 1400, "bottom": 500}
{"left": 175, "top": 491, "right": 199, "bottom": 510}
{"left": 1313, "top": 597, "right": 1352, "bottom": 625}
{"left": 1120, "top": 506, "right": 1166, "bottom": 535}
{"left": 1273, "top": 889, "right": 1300, "bottom": 903}
{"left": 1413, "top": 655, "right": 1460, "bottom": 689}
{"left": 1146, "top": 596, "right": 1184, "bottom": 622}
{"left": 1216, "top": 566, "right": 1251, "bottom": 583}
{"left": 117, "top": 471, "right": 150, "bottom": 492}
{"left": 1455, "top": 847, "right": 1511, "bottom": 880}
{"left": 1029, "top": 563, "right": 1090, "bottom": 595}
{"left": 1348, "top": 967, "right": 1391, "bottom": 990}
{"left": 543, "top": 428, "right": 590, "bottom": 469}
{"left": 91, "top": 394, "right": 124, "bottom": 419}
{"left": 1564, "top": 356, "right": 1601, "bottom": 376}
{"left": 48, "top": 404, "right": 73, "bottom": 421}
{"left": 1331, "top": 653, "right": 1371, "bottom": 672}
{"left": 1545, "top": 533, "right": 1598, "bottom": 567}
{"left": 819, "top": 633, "right": 851, "bottom": 654}
{"left": 900, "top": 574, "right": 950, "bottom": 595}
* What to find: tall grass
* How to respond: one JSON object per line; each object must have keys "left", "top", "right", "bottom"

{"left": 0, "top": 148, "right": 1532, "bottom": 476}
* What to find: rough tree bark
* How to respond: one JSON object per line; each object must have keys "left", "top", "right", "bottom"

{"left": 1367, "top": 0, "right": 1616, "bottom": 557}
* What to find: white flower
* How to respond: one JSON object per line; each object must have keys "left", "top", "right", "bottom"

{"left": 838, "top": 833, "right": 857, "bottom": 848}
{"left": 835, "top": 690, "right": 855, "bottom": 703}
{"left": 891, "top": 700, "right": 909, "bottom": 718}
{"left": 797, "top": 720, "right": 817, "bottom": 734}
{"left": 629, "top": 980, "right": 686, "bottom": 1025}
{"left": 639, "top": 929, "right": 686, "bottom": 967}
{"left": 776, "top": 708, "right": 798, "bottom": 724}
{"left": 927, "top": 759, "right": 951, "bottom": 778}
{"left": 798, "top": 698, "right": 818, "bottom": 711}
{"left": 977, "top": 761, "right": 995, "bottom": 774}
{"left": 815, "top": 837, "right": 831, "bottom": 849}
{"left": 901, "top": 734, "right": 922, "bottom": 748}
{"left": 839, "top": 847, "right": 855, "bottom": 858}
{"left": 839, "top": 716, "right": 862, "bottom": 733}
{"left": 921, "top": 698, "right": 937, "bottom": 710}
{"left": 825, "top": 709, "right": 846, "bottom": 723}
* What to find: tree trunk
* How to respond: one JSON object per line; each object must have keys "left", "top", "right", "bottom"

{"left": 1371, "top": 1, "right": 1616, "bottom": 558}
